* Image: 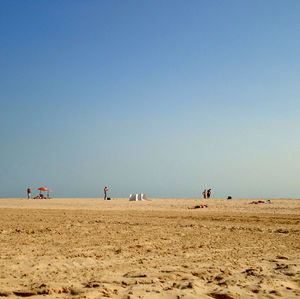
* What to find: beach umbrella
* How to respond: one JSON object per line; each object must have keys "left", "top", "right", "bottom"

{"left": 38, "top": 187, "right": 50, "bottom": 198}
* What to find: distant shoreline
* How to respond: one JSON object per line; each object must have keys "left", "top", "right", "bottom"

{"left": 0, "top": 198, "right": 299, "bottom": 215}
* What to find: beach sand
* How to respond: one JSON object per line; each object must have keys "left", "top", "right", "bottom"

{"left": 0, "top": 198, "right": 299, "bottom": 298}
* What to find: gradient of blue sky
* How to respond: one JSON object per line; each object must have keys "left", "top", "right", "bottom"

{"left": 0, "top": 0, "right": 299, "bottom": 198}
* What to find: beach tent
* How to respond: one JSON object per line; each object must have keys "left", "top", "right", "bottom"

{"left": 129, "top": 194, "right": 147, "bottom": 201}
{"left": 38, "top": 187, "right": 51, "bottom": 199}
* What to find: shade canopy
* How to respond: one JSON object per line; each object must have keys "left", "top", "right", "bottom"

{"left": 38, "top": 187, "right": 49, "bottom": 192}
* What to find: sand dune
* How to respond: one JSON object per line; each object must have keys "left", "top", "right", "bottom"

{"left": 0, "top": 198, "right": 299, "bottom": 298}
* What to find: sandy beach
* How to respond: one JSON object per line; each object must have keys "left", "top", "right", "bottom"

{"left": 0, "top": 197, "right": 299, "bottom": 298}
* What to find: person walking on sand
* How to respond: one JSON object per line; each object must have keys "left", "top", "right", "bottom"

{"left": 104, "top": 186, "right": 108, "bottom": 200}
{"left": 202, "top": 189, "right": 207, "bottom": 199}
{"left": 27, "top": 188, "right": 31, "bottom": 199}
{"left": 207, "top": 189, "right": 211, "bottom": 199}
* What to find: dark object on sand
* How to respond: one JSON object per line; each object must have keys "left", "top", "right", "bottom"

{"left": 188, "top": 204, "right": 208, "bottom": 209}
{"left": 107, "top": 197, "right": 111, "bottom": 200}
{"left": 227, "top": 196, "right": 232, "bottom": 200}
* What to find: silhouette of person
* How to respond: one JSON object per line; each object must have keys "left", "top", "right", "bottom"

{"left": 207, "top": 189, "right": 211, "bottom": 199}
{"left": 104, "top": 186, "right": 108, "bottom": 200}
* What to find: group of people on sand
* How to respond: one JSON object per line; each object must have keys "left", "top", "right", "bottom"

{"left": 27, "top": 188, "right": 49, "bottom": 199}
{"left": 33, "top": 194, "right": 47, "bottom": 199}
{"left": 202, "top": 189, "right": 212, "bottom": 199}
{"left": 188, "top": 188, "right": 212, "bottom": 210}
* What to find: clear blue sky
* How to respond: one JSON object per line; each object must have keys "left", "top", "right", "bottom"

{"left": 1, "top": 0, "right": 299, "bottom": 198}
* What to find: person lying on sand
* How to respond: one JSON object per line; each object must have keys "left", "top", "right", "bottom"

{"left": 33, "top": 194, "right": 45, "bottom": 199}
{"left": 188, "top": 204, "right": 208, "bottom": 209}
{"left": 250, "top": 200, "right": 270, "bottom": 204}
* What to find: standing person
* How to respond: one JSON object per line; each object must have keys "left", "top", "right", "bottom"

{"left": 104, "top": 186, "right": 108, "bottom": 200}
{"left": 27, "top": 188, "right": 31, "bottom": 199}
{"left": 207, "top": 189, "right": 211, "bottom": 199}
{"left": 202, "top": 189, "right": 207, "bottom": 199}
